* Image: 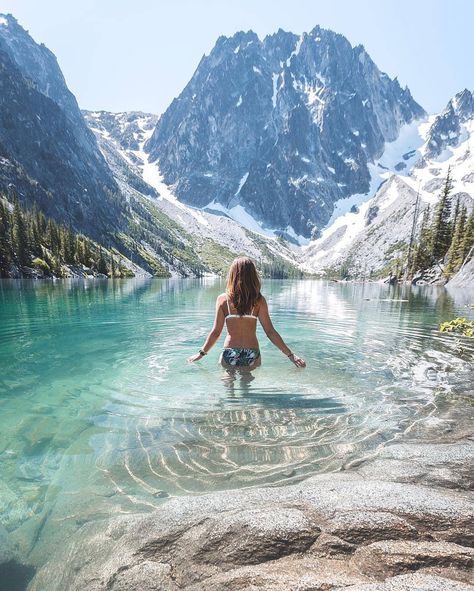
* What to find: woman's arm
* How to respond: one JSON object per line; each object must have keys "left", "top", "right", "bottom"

{"left": 258, "top": 296, "right": 306, "bottom": 368}
{"left": 188, "top": 295, "right": 225, "bottom": 363}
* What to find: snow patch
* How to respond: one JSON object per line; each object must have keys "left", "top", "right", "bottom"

{"left": 235, "top": 172, "right": 249, "bottom": 196}
{"left": 286, "top": 34, "right": 304, "bottom": 67}
{"left": 205, "top": 200, "right": 274, "bottom": 238}
{"left": 304, "top": 117, "right": 430, "bottom": 268}
{"left": 272, "top": 72, "right": 279, "bottom": 108}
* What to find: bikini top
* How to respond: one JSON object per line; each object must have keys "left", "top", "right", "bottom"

{"left": 225, "top": 295, "right": 258, "bottom": 321}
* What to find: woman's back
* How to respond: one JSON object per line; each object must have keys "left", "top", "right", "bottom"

{"left": 221, "top": 292, "right": 260, "bottom": 349}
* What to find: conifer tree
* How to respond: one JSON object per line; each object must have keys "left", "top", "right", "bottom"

{"left": 12, "top": 200, "right": 29, "bottom": 267}
{"left": 410, "top": 206, "right": 432, "bottom": 275}
{"left": 0, "top": 199, "right": 12, "bottom": 276}
{"left": 64, "top": 227, "right": 76, "bottom": 263}
{"left": 97, "top": 247, "right": 108, "bottom": 275}
{"left": 110, "top": 255, "right": 116, "bottom": 278}
{"left": 429, "top": 169, "right": 453, "bottom": 261}
{"left": 460, "top": 211, "right": 474, "bottom": 265}
{"left": 445, "top": 206, "right": 467, "bottom": 276}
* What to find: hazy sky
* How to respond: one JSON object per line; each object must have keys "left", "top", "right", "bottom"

{"left": 1, "top": 0, "right": 472, "bottom": 115}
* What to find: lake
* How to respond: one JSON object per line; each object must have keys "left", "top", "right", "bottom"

{"left": 0, "top": 278, "right": 473, "bottom": 567}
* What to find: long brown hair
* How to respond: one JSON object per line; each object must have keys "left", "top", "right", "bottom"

{"left": 226, "top": 257, "right": 261, "bottom": 315}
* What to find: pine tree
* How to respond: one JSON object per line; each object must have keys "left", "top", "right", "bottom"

{"left": 451, "top": 197, "right": 460, "bottom": 231}
{"left": 30, "top": 208, "right": 42, "bottom": 255}
{"left": 83, "top": 239, "right": 93, "bottom": 268}
{"left": 97, "top": 247, "right": 108, "bottom": 275}
{"left": 429, "top": 169, "right": 453, "bottom": 261}
{"left": 110, "top": 255, "right": 116, "bottom": 278}
{"left": 12, "top": 200, "right": 29, "bottom": 267}
{"left": 410, "top": 206, "right": 432, "bottom": 275}
{"left": 445, "top": 206, "right": 467, "bottom": 276}
{"left": 46, "top": 219, "right": 60, "bottom": 256}
{"left": 0, "top": 199, "right": 12, "bottom": 276}
{"left": 459, "top": 211, "right": 474, "bottom": 265}
{"left": 64, "top": 227, "right": 76, "bottom": 263}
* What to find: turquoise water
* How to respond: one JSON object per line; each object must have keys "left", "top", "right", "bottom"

{"left": 0, "top": 278, "right": 473, "bottom": 565}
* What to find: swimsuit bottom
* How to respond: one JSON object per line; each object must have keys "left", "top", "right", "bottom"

{"left": 221, "top": 347, "right": 260, "bottom": 367}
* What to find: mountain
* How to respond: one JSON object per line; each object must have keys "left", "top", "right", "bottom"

{"left": 83, "top": 110, "right": 301, "bottom": 275}
{"left": 1, "top": 13, "right": 471, "bottom": 281}
{"left": 145, "top": 26, "right": 425, "bottom": 241}
{"left": 0, "top": 14, "right": 299, "bottom": 278}
{"left": 0, "top": 14, "right": 124, "bottom": 236}
{"left": 304, "top": 89, "right": 474, "bottom": 276}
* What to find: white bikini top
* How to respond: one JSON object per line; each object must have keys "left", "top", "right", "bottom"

{"left": 225, "top": 295, "right": 258, "bottom": 321}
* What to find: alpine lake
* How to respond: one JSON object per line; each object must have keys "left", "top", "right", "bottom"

{"left": 0, "top": 277, "right": 473, "bottom": 579}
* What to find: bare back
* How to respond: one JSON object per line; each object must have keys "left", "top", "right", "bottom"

{"left": 219, "top": 293, "right": 260, "bottom": 349}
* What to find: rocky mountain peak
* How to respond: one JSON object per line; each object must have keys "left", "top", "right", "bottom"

{"left": 0, "top": 12, "right": 82, "bottom": 127}
{"left": 0, "top": 13, "right": 122, "bottom": 237}
{"left": 452, "top": 88, "right": 474, "bottom": 120}
{"left": 145, "top": 25, "right": 425, "bottom": 240}
{"left": 424, "top": 89, "right": 474, "bottom": 159}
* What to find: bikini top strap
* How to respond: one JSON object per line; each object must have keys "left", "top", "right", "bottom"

{"left": 226, "top": 294, "right": 231, "bottom": 316}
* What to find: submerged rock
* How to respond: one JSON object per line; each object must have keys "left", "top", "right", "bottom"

{"left": 28, "top": 451, "right": 474, "bottom": 590}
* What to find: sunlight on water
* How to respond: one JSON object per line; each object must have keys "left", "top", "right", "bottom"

{"left": 0, "top": 278, "right": 473, "bottom": 562}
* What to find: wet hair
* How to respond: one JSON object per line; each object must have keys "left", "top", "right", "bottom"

{"left": 226, "top": 257, "right": 261, "bottom": 315}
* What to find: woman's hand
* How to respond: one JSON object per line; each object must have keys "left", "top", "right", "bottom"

{"left": 288, "top": 353, "right": 306, "bottom": 368}
{"left": 187, "top": 352, "right": 204, "bottom": 363}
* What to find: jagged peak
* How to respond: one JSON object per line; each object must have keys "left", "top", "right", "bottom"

{"left": 214, "top": 30, "right": 260, "bottom": 51}
{"left": 263, "top": 28, "right": 297, "bottom": 42}
{"left": 0, "top": 13, "right": 17, "bottom": 25}
{"left": 452, "top": 88, "right": 474, "bottom": 111}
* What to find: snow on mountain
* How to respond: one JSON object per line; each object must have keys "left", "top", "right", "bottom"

{"left": 304, "top": 90, "right": 474, "bottom": 275}
{"left": 145, "top": 26, "right": 424, "bottom": 240}
{"left": 83, "top": 111, "right": 300, "bottom": 267}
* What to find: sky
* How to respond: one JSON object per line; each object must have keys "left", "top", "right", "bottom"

{"left": 1, "top": 0, "right": 472, "bottom": 116}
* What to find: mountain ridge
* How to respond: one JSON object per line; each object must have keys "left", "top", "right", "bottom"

{"left": 146, "top": 25, "right": 425, "bottom": 239}
{"left": 1, "top": 12, "right": 472, "bottom": 283}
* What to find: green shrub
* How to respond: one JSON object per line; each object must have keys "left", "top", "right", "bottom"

{"left": 31, "top": 257, "right": 50, "bottom": 273}
{"left": 439, "top": 317, "right": 474, "bottom": 338}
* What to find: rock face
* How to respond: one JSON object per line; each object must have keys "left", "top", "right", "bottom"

{"left": 304, "top": 89, "right": 474, "bottom": 276}
{"left": 0, "top": 14, "right": 124, "bottom": 238}
{"left": 423, "top": 89, "right": 474, "bottom": 160}
{"left": 82, "top": 109, "right": 300, "bottom": 274}
{"left": 447, "top": 257, "right": 474, "bottom": 288}
{"left": 146, "top": 27, "right": 425, "bottom": 239}
{"left": 304, "top": 175, "right": 423, "bottom": 274}
{"left": 28, "top": 440, "right": 474, "bottom": 591}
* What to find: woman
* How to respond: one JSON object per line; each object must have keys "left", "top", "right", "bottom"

{"left": 188, "top": 257, "right": 306, "bottom": 369}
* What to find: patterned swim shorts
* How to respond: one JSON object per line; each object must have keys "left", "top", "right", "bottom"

{"left": 221, "top": 348, "right": 260, "bottom": 367}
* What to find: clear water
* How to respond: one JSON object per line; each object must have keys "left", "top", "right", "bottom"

{"left": 0, "top": 278, "right": 473, "bottom": 564}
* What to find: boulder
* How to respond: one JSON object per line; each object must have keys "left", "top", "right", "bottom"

{"left": 335, "top": 572, "right": 474, "bottom": 590}
{"left": 352, "top": 540, "right": 474, "bottom": 579}
{"left": 353, "top": 442, "right": 474, "bottom": 491}
{"left": 28, "top": 471, "right": 474, "bottom": 591}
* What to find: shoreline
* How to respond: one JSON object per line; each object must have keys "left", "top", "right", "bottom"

{"left": 22, "top": 406, "right": 474, "bottom": 591}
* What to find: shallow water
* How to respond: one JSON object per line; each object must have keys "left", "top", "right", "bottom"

{"left": 0, "top": 278, "right": 473, "bottom": 564}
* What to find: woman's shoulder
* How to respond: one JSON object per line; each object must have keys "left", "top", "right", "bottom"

{"left": 217, "top": 292, "right": 227, "bottom": 304}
